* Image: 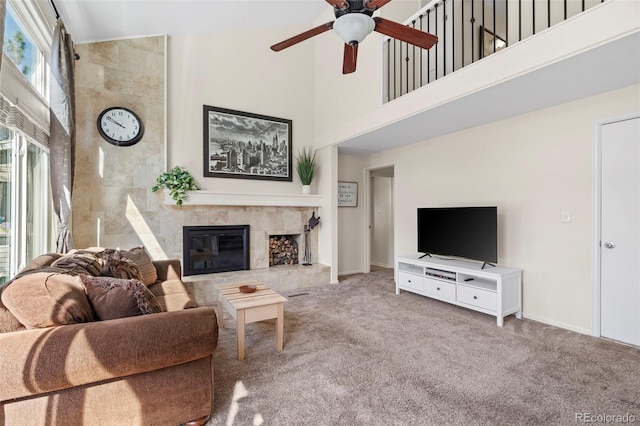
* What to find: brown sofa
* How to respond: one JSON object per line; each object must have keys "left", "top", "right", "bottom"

{"left": 0, "top": 249, "right": 218, "bottom": 425}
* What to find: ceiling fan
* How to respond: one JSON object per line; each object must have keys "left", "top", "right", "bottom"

{"left": 270, "top": 0, "right": 438, "bottom": 74}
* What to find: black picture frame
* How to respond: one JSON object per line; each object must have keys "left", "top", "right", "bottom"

{"left": 203, "top": 105, "right": 292, "bottom": 181}
{"left": 480, "top": 26, "right": 507, "bottom": 59}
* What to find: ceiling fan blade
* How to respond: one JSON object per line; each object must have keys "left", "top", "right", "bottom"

{"left": 326, "top": 0, "right": 348, "bottom": 8}
{"left": 343, "top": 44, "right": 358, "bottom": 74}
{"left": 270, "top": 22, "right": 334, "bottom": 52}
{"left": 365, "top": 0, "right": 393, "bottom": 10}
{"left": 373, "top": 17, "right": 438, "bottom": 50}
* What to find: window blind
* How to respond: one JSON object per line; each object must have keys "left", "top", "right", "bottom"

{"left": 0, "top": 94, "right": 49, "bottom": 147}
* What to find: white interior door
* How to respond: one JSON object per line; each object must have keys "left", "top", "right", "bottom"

{"left": 600, "top": 116, "right": 640, "bottom": 346}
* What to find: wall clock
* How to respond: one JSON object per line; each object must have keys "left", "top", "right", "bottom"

{"left": 97, "top": 107, "right": 144, "bottom": 146}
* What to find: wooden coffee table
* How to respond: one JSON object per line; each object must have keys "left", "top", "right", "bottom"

{"left": 215, "top": 281, "right": 288, "bottom": 360}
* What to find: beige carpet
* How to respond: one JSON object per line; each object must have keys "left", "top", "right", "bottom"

{"left": 206, "top": 268, "right": 640, "bottom": 425}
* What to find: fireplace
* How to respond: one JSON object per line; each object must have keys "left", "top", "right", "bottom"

{"left": 183, "top": 225, "right": 250, "bottom": 276}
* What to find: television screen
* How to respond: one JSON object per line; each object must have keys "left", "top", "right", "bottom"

{"left": 417, "top": 207, "right": 497, "bottom": 263}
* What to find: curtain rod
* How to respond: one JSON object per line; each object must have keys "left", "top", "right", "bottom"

{"left": 48, "top": 0, "right": 80, "bottom": 60}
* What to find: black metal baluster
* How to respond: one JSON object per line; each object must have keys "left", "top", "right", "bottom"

{"left": 493, "top": 0, "right": 497, "bottom": 53}
{"left": 405, "top": 40, "right": 409, "bottom": 94}
{"left": 412, "top": 20, "right": 416, "bottom": 92}
{"left": 427, "top": 9, "right": 431, "bottom": 83}
{"left": 505, "top": 0, "right": 509, "bottom": 47}
{"left": 435, "top": 3, "right": 439, "bottom": 79}
{"left": 419, "top": 14, "right": 424, "bottom": 87}
{"left": 547, "top": 0, "right": 551, "bottom": 29}
{"left": 519, "top": 0, "right": 522, "bottom": 41}
{"left": 482, "top": 0, "right": 486, "bottom": 55}
{"left": 393, "top": 39, "right": 397, "bottom": 100}
{"left": 461, "top": 0, "right": 465, "bottom": 67}
{"left": 533, "top": 0, "right": 536, "bottom": 35}
{"left": 443, "top": 0, "right": 447, "bottom": 76}
{"left": 399, "top": 40, "right": 403, "bottom": 95}
{"left": 387, "top": 39, "right": 391, "bottom": 102}
{"left": 564, "top": 0, "right": 567, "bottom": 20}
{"left": 471, "top": 0, "right": 475, "bottom": 63}
{"left": 451, "top": 0, "right": 455, "bottom": 72}
{"left": 582, "top": 0, "right": 585, "bottom": 11}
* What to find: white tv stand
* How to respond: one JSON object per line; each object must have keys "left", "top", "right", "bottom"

{"left": 395, "top": 254, "right": 522, "bottom": 326}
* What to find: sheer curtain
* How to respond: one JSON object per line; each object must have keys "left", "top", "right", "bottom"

{"left": 49, "top": 19, "right": 76, "bottom": 253}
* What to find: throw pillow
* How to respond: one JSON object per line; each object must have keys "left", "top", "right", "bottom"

{"left": 80, "top": 275, "right": 164, "bottom": 321}
{"left": 51, "top": 250, "right": 104, "bottom": 276}
{"left": 119, "top": 246, "right": 158, "bottom": 285}
{"left": 99, "top": 249, "right": 142, "bottom": 280}
{"left": 1, "top": 272, "right": 95, "bottom": 328}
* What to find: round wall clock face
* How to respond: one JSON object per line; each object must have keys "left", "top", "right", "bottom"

{"left": 97, "top": 107, "right": 144, "bottom": 146}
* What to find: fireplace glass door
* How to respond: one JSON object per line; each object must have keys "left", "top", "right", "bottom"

{"left": 183, "top": 225, "right": 249, "bottom": 275}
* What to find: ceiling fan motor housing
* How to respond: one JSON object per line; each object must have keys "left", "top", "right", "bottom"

{"left": 334, "top": 1, "right": 376, "bottom": 18}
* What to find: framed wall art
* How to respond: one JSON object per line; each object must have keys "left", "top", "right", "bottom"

{"left": 480, "top": 26, "right": 507, "bottom": 59}
{"left": 203, "top": 105, "right": 292, "bottom": 181}
{"left": 338, "top": 181, "right": 358, "bottom": 207}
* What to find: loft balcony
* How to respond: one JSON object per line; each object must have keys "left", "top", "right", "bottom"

{"left": 316, "top": 0, "right": 639, "bottom": 155}
{"left": 383, "top": 0, "right": 611, "bottom": 102}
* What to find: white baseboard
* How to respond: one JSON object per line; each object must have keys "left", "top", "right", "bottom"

{"left": 522, "top": 313, "right": 591, "bottom": 336}
{"left": 338, "top": 269, "right": 364, "bottom": 276}
{"left": 371, "top": 262, "right": 393, "bottom": 269}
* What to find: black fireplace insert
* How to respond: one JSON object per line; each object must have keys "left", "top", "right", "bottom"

{"left": 183, "top": 225, "right": 250, "bottom": 276}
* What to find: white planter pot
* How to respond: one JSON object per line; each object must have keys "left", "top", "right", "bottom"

{"left": 302, "top": 185, "right": 311, "bottom": 195}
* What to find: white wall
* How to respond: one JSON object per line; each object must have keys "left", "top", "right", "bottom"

{"left": 337, "top": 153, "right": 365, "bottom": 275}
{"left": 167, "top": 25, "right": 318, "bottom": 193}
{"left": 339, "top": 85, "right": 639, "bottom": 333}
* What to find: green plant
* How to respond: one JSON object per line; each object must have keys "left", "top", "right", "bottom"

{"left": 296, "top": 147, "right": 318, "bottom": 186}
{"left": 151, "top": 166, "right": 200, "bottom": 206}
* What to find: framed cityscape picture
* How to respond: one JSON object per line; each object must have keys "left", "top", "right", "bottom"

{"left": 203, "top": 105, "right": 292, "bottom": 181}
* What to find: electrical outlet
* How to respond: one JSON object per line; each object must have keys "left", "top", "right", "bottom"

{"left": 561, "top": 210, "right": 572, "bottom": 223}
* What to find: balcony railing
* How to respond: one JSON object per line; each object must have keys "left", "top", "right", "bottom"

{"left": 383, "top": 0, "right": 606, "bottom": 103}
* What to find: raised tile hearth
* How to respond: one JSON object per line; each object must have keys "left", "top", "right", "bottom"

{"left": 183, "top": 263, "right": 330, "bottom": 307}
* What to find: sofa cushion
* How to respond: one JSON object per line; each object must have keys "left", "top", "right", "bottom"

{"left": 119, "top": 246, "right": 158, "bottom": 285}
{"left": 0, "top": 305, "right": 25, "bottom": 333}
{"left": 80, "top": 275, "right": 164, "bottom": 320}
{"left": 148, "top": 279, "right": 197, "bottom": 312}
{"left": 21, "top": 253, "right": 63, "bottom": 273}
{"left": 1, "top": 272, "right": 95, "bottom": 328}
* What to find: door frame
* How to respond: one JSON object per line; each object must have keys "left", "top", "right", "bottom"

{"left": 591, "top": 112, "right": 640, "bottom": 337}
{"left": 363, "top": 163, "right": 395, "bottom": 274}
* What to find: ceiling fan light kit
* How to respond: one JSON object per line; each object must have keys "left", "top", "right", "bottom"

{"left": 270, "top": 0, "right": 438, "bottom": 74}
{"left": 333, "top": 13, "right": 375, "bottom": 46}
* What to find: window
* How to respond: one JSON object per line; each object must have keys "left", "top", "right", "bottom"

{"left": 3, "top": 1, "right": 49, "bottom": 97}
{"left": 0, "top": 128, "right": 12, "bottom": 284}
{"left": 0, "top": 0, "right": 55, "bottom": 281}
{"left": 0, "top": 126, "right": 52, "bottom": 283}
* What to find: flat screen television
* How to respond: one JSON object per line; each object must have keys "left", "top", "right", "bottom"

{"left": 417, "top": 207, "right": 498, "bottom": 264}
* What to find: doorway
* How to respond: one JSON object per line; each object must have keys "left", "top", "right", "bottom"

{"left": 366, "top": 166, "right": 394, "bottom": 272}
{"left": 593, "top": 114, "right": 640, "bottom": 346}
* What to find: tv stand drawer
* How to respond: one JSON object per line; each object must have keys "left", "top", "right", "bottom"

{"left": 423, "top": 278, "right": 456, "bottom": 302}
{"left": 398, "top": 272, "right": 423, "bottom": 292}
{"left": 457, "top": 285, "right": 497, "bottom": 312}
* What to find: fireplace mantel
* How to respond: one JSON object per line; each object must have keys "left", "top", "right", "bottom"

{"left": 164, "top": 190, "right": 322, "bottom": 207}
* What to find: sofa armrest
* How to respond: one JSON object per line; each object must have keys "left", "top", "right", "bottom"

{"left": 0, "top": 307, "right": 217, "bottom": 402}
{"left": 153, "top": 259, "right": 182, "bottom": 282}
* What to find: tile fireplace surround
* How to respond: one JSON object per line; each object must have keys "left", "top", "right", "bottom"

{"left": 180, "top": 204, "right": 330, "bottom": 306}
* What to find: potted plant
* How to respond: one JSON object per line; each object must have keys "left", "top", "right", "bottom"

{"left": 151, "top": 166, "right": 200, "bottom": 206}
{"left": 296, "top": 147, "right": 318, "bottom": 195}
